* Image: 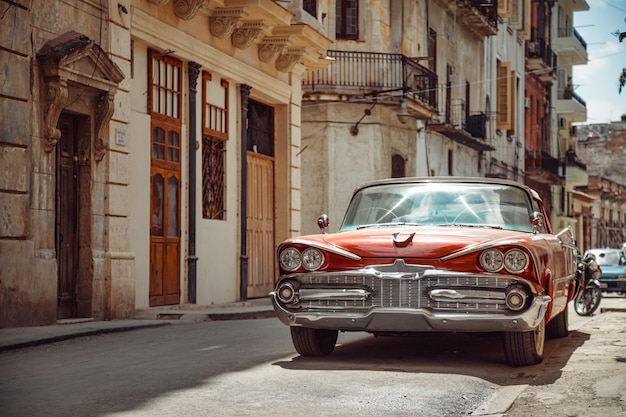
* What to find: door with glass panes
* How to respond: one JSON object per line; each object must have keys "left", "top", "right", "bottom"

{"left": 148, "top": 50, "right": 182, "bottom": 306}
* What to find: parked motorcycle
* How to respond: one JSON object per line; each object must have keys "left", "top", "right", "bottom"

{"left": 573, "top": 252, "right": 603, "bottom": 316}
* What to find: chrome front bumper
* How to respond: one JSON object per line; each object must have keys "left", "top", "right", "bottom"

{"left": 270, "top": 292, "right": 551, "bottom": 333}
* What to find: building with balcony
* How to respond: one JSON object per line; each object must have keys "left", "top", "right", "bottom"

{"left": 524, "top": 0, "right": 560, "bottom": 223}
{"left": 483, "top": 0, "right": 530, "bottom": 181}
{"left": 552, "top": 0, "right": 590, "bottom": 234}
{"left": 300, "top": 0, "right": 499, "bottom": 233}
{"left": 0, "top": 0, "right": 331, "bottom": 326}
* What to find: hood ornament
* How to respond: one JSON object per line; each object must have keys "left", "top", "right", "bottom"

{"left": 392, "top": 232, "right": 415, "bottom": 248}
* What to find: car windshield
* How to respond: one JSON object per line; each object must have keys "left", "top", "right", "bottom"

{"left": 340, "top": 182, "right": 534, "bottom": 232}
{"left": 586, "top": 250, "right": 625, "bottom": 266}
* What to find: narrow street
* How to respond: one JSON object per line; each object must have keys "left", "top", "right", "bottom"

{"left": 2, "top": 301, "right": 622, "bottom": 417}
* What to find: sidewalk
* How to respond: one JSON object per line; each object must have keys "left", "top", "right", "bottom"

{"left": 0, "top": 297, "right": 275, "bottom": 352}
{"left": 0, "top": 295, "right": 624, "bottom": 353}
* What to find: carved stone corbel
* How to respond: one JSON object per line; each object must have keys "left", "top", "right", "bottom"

{"left": 275, "top": 48, "right": 305, "bottom": 72}
{"left": 209, "top": 8, "right": 247, "bottom": 39}
{"left": 258, "top": 37, "right": 289, "bottom": 63}
{"left": 43, "top": 77, "right": 69, "bottom": 153}
{"left": 231, "top": 21, "right": 267, "bottom": 50}
{"left": 173, "top": 0, "right": 205, "bottom": 21}
{"left": 94, "top": 92, "right": 115, "bottom": 162}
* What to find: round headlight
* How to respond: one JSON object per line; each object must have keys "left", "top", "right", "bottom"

{"left": 279, "top": 247, "right": 301, "bottom": 271}
{"left": 301, "top": 248, "right": 325, "bottom": 271}
{"left": 480, "top": 249, "right": 504, "bottom": 272}
{"left": 504, "top": 249, "right": 529, "bottom": 274}
{"left": 587, "top": 259, "right": 599, "bottom": 272}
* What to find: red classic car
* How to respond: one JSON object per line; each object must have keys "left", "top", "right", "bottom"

{"left": 270, "top": 177, "right": 579, "bottom": 366}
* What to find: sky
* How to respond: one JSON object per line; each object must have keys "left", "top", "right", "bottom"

{"left": 573, "top": 0, "right": 626, "bottom": 124}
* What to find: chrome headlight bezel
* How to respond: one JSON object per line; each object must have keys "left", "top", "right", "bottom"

{"left": 503, "top": 249, "right": 529, "bottom": 274}
{"left": 480, "top": 249, "right": 504, "bottom": 272}
{"left": 301, "top": 247, "right": 325, "bottom": 271}
{"left": 279, "top": 247, "right": 301, "bottom": 271}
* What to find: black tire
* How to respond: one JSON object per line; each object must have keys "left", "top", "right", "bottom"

{"left": 503, "top": 318, "right": 545, "bottom": 366}
{"left": 574, "top": 286, "right": 602, "bottom": 316}
{"left": 546, "top": 306, "right": 569, "bottom": 339}
{"left": 290, "top": 327, "right": 338, "bottom": 356}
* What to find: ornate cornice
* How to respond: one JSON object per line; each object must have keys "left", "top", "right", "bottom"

{"left": 257, "top": 36, "right": 289, "bottom": 63}
{"left": 275, "top": 48, "right": 305, "bottom": 72}
{"left": 209, "top": 8, "right": 247, "bottom": 39}
{"left": 231, "top": 20, "right": 267, "bottom": 50}
{"left": 173, "top": 0, "right": 205, "bottom": 21}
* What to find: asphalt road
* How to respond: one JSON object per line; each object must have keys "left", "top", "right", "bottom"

{"left": 0, "top": 302, "right": 616, "bottom": 417}
{"left": 0, "top": 317, "right": 516, "bottom": 417}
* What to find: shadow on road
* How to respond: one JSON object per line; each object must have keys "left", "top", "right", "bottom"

{"left": 274, "top": 329, "right": 590, "bottom": 386}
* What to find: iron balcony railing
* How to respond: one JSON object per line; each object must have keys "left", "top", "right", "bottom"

{"left": 303, "top": 50, "right": 438, "bottom": 109}
{"left": 557, "top": 88, "right": 587, "bottom": 107}
{"left": 525, "top": 150, "right": 560, "bottom": 177}
{"left": 557, "top": 26, "right": 588, "bottom": 50}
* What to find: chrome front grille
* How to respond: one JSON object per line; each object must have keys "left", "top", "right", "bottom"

{"left": 295, "top": 271, "right": 519, "bottom": 313}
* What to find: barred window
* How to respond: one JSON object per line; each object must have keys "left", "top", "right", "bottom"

{"left": 201, "top": 72, "right": 228, "bottom": 220}
{"left": 202, "top": 137, "right": 225, "bottom": 219}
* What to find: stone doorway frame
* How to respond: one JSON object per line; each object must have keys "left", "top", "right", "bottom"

{"left": 37, "top": 31, "right": 124, "bottom": 320}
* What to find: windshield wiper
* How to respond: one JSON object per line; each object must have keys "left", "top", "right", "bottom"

{"left": 450, "top": 223, "right": 503, "bottom": 230}
{"left": 356, "top": 222, "right": 422, "bottom": 230}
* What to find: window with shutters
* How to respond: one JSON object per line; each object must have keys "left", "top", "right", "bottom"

{"left": 508, "top": 71, "right": 517, "bottom": 135}
{"left": 497, "top": 61, "right": 512, "bottom": 131}
{"left": 336, "top": 0, "right": 358, "bottom": 40}
{"left": 201, "top": 72, "right": 229, "bottom": 220}
{"left": 498, "top": 0, "right": 512, "bottom": 19}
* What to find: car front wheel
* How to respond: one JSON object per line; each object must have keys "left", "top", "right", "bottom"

{"left": 290, "top": 327, "right": 338, "bottom": 356}
{"left": 503, "top": 318, "right": 545, "bottom": 366}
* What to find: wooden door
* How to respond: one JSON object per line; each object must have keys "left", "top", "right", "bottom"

{"left": 246, "top": 99, "right": 275, "bottom": 298}
{"left": 57, "top": 114, "right": 79, "bottom": 319}
{"left": 149, "top": 125, "right": 181, "bottom": 306}
{"left": 246, "top": 153, "right": 275, "bottom": 298}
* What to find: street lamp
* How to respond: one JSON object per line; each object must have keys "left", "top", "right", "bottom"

{"left": 397, "top": 97, "right": 412, "bottom": 124}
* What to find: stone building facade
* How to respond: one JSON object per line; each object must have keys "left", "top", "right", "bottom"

{"left": 0, "top": 0, "right": 330, "bottom": 327}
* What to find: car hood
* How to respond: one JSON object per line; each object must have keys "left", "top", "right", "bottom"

{"left": 599, "top": 265, "right": 626, "bottom": 277}
{"left": 291, "top": 226, "right": 534, "bottom": 260}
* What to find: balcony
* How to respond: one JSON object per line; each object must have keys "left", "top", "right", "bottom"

{"left": 563, "top": 151, "right": 588, "bottom": 187}
{"left": 553, "top": 27, "right": 588, "bottom": 65}
{"left": 525, "top": 150, "right": 561, "bottom": 183}
{"left": 302, "top": 50, "right": 438, "bottom": 120}
{"left": 428, "top": 96, "right": 495, "bottom": 151}
{"left": 557, "top": 87, "right": 587, "bottom": 123}
{"left": 526, "top": 38, "right": 557, "bottom": 83}
{"left": 453, "top": 0, "right": 498, "bottom": 37}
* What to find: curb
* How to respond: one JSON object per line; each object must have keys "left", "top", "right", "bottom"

{"left": 0, "top": 322, "right": 173, "bottom": 353}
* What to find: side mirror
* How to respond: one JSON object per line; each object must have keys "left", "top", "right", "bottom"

{"left": 529, "top": 211, "right": 545, "bottom": 233}
{"left": 317, "top": 214, "right": 329, "bottom": 232}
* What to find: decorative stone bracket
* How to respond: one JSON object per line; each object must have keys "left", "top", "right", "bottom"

{"left": 173, "top": 0, "right": 205, "bottom": 21}
{"left": 258, "top": 37, "right": 290, "bottom": 64}
{"left": 37, "top": 32, "right": 124, "bottom": 161}
{"left": 232, "top": 20, "right": 268, "bottom": 50}
{"left": 43, "top": 78, "right": 69, "bottom": 153}
{"left": 145, "top": 1, "right": 333, "bottom": 73}
{"left": 210, "top": 8, "right": 247, "bottom": 39}
{"left": 275, "top": 48, "right": 306, "bottom": 72}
